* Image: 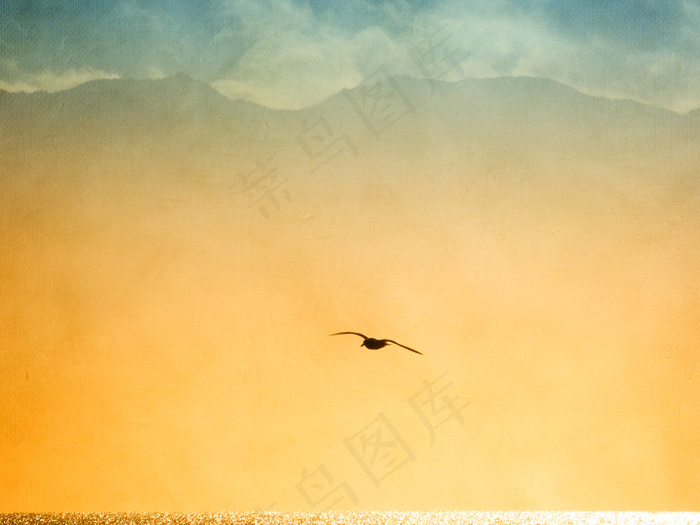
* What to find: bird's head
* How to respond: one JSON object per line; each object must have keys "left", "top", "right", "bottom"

{"left": 360, "top": 340, "right": 367, "bottom": 348}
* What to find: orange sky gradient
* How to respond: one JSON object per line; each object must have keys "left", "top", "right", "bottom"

{"left": 1, "top": 73, "right": 699, "bottom": 512}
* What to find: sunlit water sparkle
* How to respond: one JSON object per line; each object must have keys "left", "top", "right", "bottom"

{"left": 1, "top": 513, "right": 698, "bottom": 525}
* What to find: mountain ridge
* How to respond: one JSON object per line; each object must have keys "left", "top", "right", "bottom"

{"left": 1, "top": 72, "right": 697, "bottom": 117}
{"left": 1, "top": 72, "right": 697, "bottom": 171}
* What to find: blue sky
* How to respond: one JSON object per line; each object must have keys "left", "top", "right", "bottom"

{"left": 1, "top": 0, "right": 699, "bottom": 111}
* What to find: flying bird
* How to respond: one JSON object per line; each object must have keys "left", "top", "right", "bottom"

{"left": 329, "top": 332, "right": 423, "bottom": 355}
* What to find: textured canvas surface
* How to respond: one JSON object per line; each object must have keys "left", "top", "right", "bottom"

{"left": 1, "top": 1, "right": 698, "bottom": 513}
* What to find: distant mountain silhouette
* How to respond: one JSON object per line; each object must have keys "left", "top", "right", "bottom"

{"left": 1, "top": 73, "right": 697, "bottom": 188}
{"left": 0, "top": 74, "right": 287, "bottom": 161}
{"left": 2, "top": 74, "right": 251, "bottom": 120}
{"left": 2, "top": 73, "right": 697, "bottom": 141}
{"left": 299, "top": 74, "right": 696, "bottom": 152}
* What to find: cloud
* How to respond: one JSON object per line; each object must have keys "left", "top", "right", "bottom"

{"left": 398, "top": 0, "right": 700, "bottom": 112}
{"left": 211, "top": 26, "right": 399, "bottom": 108}
{"left": 212, "top": 0, "right": 406, "bottom": 108}
{"left": 1, "top": 0, "right": 699, "bottom": 111}
{"left": 206, "top": 0, "right": 700, "bottom": 111}
{"left": 0, "top": 67, "right": 119, "bottom": 93}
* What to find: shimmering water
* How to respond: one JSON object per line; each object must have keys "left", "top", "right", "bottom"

{"left": 1, "top": 513, "right": 697, "bottom": 525}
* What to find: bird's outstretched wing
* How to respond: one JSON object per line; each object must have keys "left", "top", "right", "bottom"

{"left": 330, "top": 332, "right": 368, "bottom": 339}
{"left": 385, "top": 339, "right": 423, "bottom": 355}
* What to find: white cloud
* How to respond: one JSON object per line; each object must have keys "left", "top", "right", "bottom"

{"left": 209, "top": 0, "right": 700, "bottom": 112}
{"left": 144, "top": 66, "right": 167, "bottom": 80}
{"left": 401, "top": 2, "right": 700, "bottom": 112}
{"left": 0, "top": 79, "right": 37, "bottom": 93}
{"left": 212, "top": 15, "right": 403, "bottom": 108}
{"left": 3, "top": 0, "right": 698, "bottom": 112}
{"left": 0, "top": 68, "right": 120, "bottom": 93}
{"left": 220, "top": 0, "right": 315, "bottom": 40}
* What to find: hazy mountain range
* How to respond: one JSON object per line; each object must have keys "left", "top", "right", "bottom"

{"left": 2, "top": 73, "right": 697, "bottom": 156}
{"left": 2, "top": 73, "right": 696, "bottom": 220}
{"left": 0, "top": 73, "right": 695, "bottom": 205}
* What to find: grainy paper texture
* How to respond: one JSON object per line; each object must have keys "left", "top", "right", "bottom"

{"left": 1, "top": 1, "right": 698, "bottom": 513}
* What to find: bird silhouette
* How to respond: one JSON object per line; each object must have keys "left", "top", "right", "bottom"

{"left": 329, "top": 332, "right": 423, "bottom": 355}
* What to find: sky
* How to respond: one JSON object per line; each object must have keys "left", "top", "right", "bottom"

{"left": 1, "top": 0, "right": 700, "bottom": 111}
